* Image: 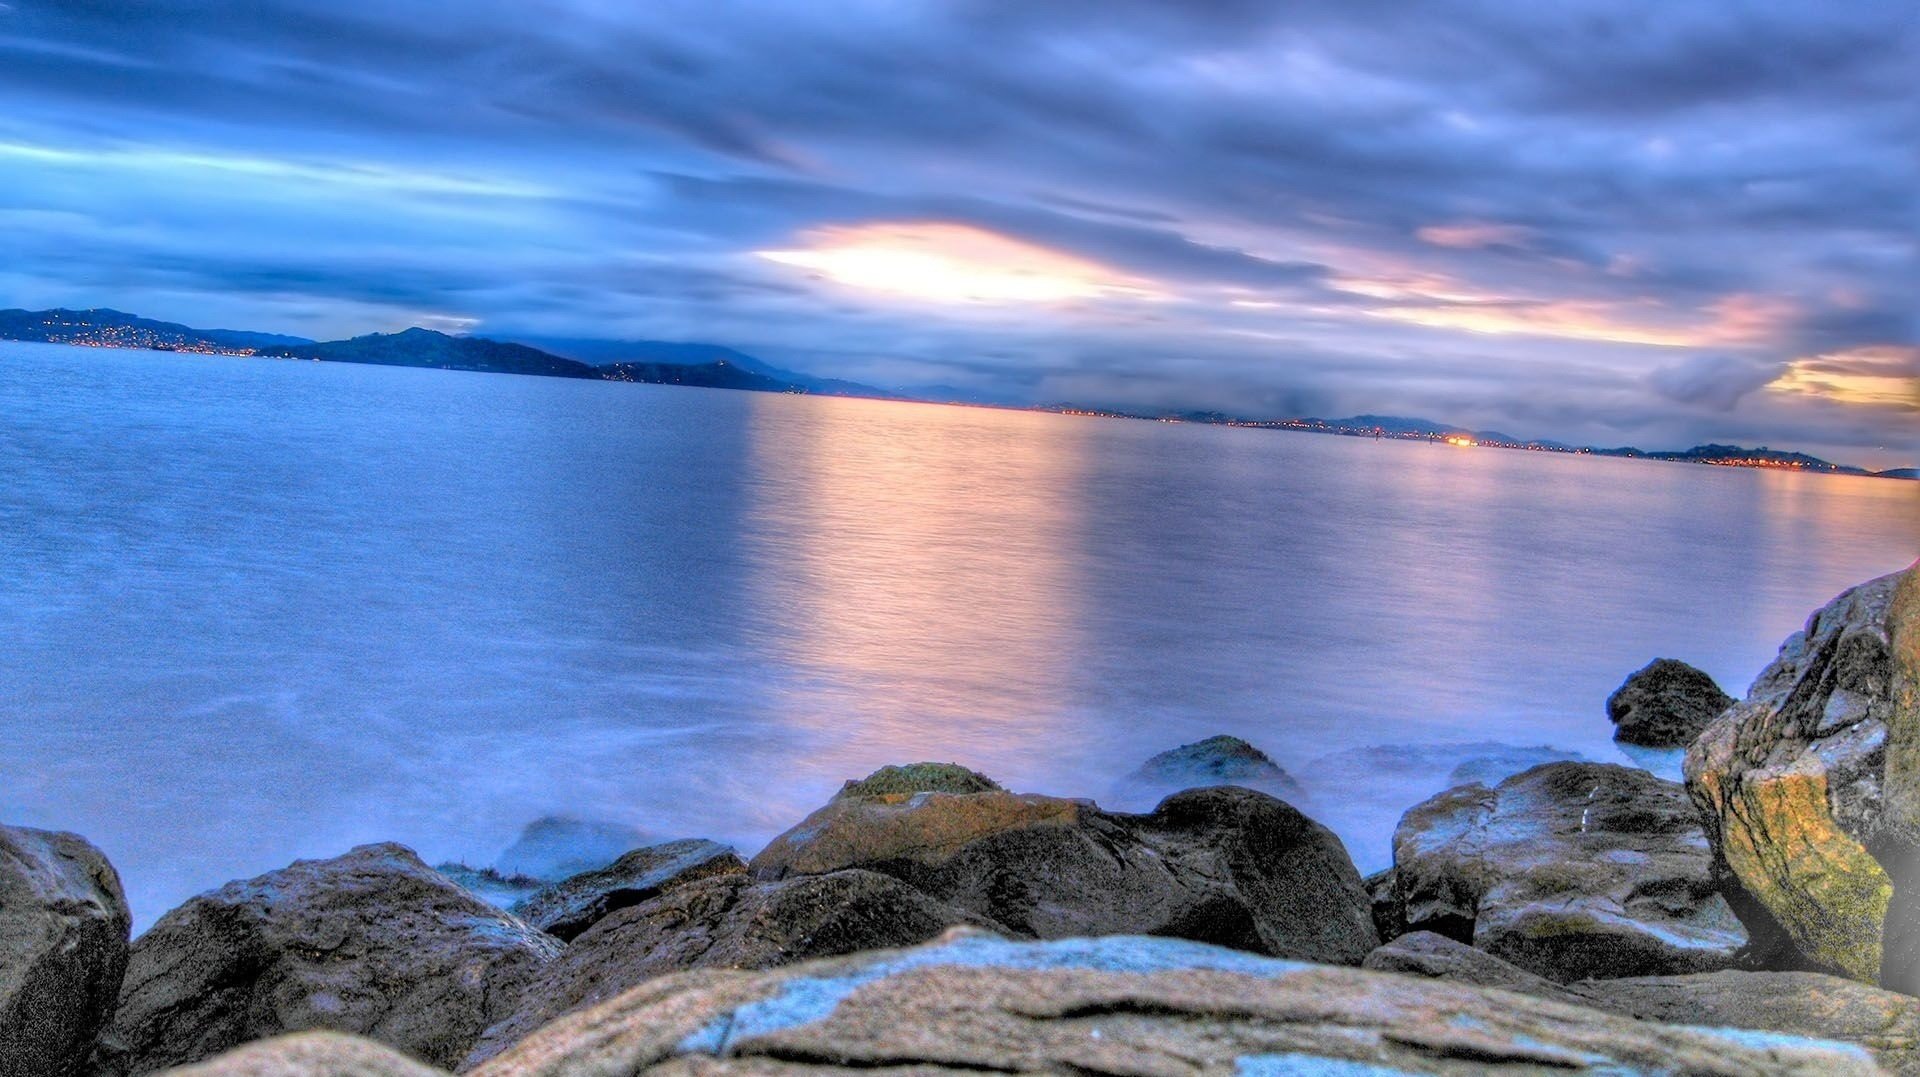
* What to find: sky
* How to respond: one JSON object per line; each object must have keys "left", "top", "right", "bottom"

{"left": 0, "top": 1, "right": 1914, "bottom": 466}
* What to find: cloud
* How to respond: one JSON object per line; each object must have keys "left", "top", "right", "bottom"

{"left": 0, "top": 0, "right": 1912, "bottom": 463}
{"left": 1648, "top": 354, "right": 1787, "bottom": 412}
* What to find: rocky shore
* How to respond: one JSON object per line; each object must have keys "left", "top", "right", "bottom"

{"left": 4, "top": 561, "right": 1915, "bottom": 1076}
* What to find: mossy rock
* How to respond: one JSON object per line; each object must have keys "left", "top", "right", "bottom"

{"left": 835, "top": 762, "right": 1003, "bottom": 800}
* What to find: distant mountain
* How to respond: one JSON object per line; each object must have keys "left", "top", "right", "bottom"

{"left": 2, "top": 306, "right": 1908, "bottom": 478}
{"left": 269, "top": 328, "right": 600, "bottom": 379}
{"left": 0, "top": 307, "right": 313, "bottom": 353}
{"left": 512, "top": 335, "right": 892, "bottom": 399}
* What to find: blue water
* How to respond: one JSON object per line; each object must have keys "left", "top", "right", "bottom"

{"left": 2, "top": 341, "right": 1914, "bottom": 928}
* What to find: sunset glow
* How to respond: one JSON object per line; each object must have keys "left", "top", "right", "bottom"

{"left": 758, "top": 223, "right": 1144, "bottom": 304}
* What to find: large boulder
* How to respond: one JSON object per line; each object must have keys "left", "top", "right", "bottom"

{"left": 1573, "top": 971, "right": 1920, "bottom": 1076}
{"left": 154, "top": 1032, "right": 445, "bottom": 1077}
{"left": 1886, "top": 564, "right": 1920, "bottom": 994}
{"left": 834, "top": 762, "right": 1001, "bottom": 799}
{"left": 749, "top": 775, "right": 1377, "bottom": 964}
{"left": 0, "top": 825, "right": 131, "bottom": 1077}
{"left": 1686, "top": 565, "right": 1918, "bottom": 984}
{"left": 1390, "top": 761, "right": 1745, "bottom": 981}
{"left": 1607, "top": 658, "right": 1734, "bottom": 748}
{"left": 511, "top": 838, "right": 743, "bottom": 941}
{"left": 1108, "top": 734, "right": 1306, "bottom": 808}
{"left": 103, "top": 843, "right": 560, "bottom": 1074}
{"left": 469, "top": 931, "right": 1883, "bottom": 1077}
{"left": 462, "top": 869, "right": 988, "bottom": 1068}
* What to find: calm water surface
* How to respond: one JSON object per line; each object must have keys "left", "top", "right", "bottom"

{"left": 2, "top": 341, "right": 1914, "bottom": 927}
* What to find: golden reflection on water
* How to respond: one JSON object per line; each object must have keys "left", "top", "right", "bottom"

{"left": 741, "top": 395, "right": 1095, "bottom": 782}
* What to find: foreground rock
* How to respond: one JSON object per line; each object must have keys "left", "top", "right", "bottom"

{"left": 1366, "top": 934, "right": 1920, "bottom": 1075}
{"left": 512, "top": 838, "right": 743, "bottom": 941}
{"left": 1573, "top": 971, "right": 1920, "bottom": 1076}
{"left": 104, "top": 843, "right": 559, "bottom": 1074}
{"left": 1390, "top": 761, "right": 1744, "bottom": 981}
{"left": 463, "top": 869, "right": 987, "bottom": 1068}
{"left": 1109, "top": 734, "right": 1306, "bottom": 807}
{"left": 751, "top": 773, "right": 1377, "bottom": 963}
{"left": 156, "top": 1032, "right": 444, "bottom": 1077}
{"left": 0, "top": 825, "right": 131, "bottom": 1077}
{"left": 1607, "top": 657, "right": 1734, "bottom": 748}
{"left": 471, "top": 931, "right": 1883, "bottom": 1077}
{"left": 1686, "top": 565, "right": 1918, "bottom": 983}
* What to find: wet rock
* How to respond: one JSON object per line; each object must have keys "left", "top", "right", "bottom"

{"left": 154, "top": 1032, "right": 446, "bottom": 1077}
{"left": 1884, "top": 563, "right": 1920, "bottom": 995}
{"left": 512, "top": 839, "right": 743, "bottom": 941}
{"left": 750, "top": 779, "right": 1377, "bottom": 964}
{"left": 1573, "top": 970, "right": 1920, "bottom": 1076}
{"left": 106, "top": 843, "right": 559, "bottom": 1074}
{"left": 494, "top": 816, "right": 651, "bottom": 881}
{"left": 1686, "top": 565, "right": 1917, "bottom": 983}
{"left": 835, "top": 762, "right": 1001, "bottom": 800}
{"left": 0, "top": 825, "right": 131, "bottom": 1077}
{"left": 470, "top": 930, "right": 1883, "bottom": 1077}
{"left": 1391, "top": 761, "right": 1745, "bottom": 981}
{"left": 1110, "top": 734, "right": 1306, "bottom": 807}
{"left": 462, "top": 869, "right": 988, "bottom": 1069}
{"left": 1363, "top": 930, "right": 1589, "bottom": 1006}
{"left": 1608, "top": 658, "right": 1734, "bottom": 748}
{"left": 1296, "top": 740, "right": 1587, "bottom": 874}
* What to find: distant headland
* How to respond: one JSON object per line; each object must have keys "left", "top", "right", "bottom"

{"left": 2, "top": 306, "right": 1910, "bottom": 480}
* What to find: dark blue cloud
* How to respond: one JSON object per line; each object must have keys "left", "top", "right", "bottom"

{"left": 0, "top": 0, "right": 1912, "bottom": 464}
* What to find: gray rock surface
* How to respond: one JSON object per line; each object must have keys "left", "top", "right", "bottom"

{"left": 104, "top": 843, "right": 559, "bottom": 1074}
{"left": 1391, "top": 761, "right": 1745, "bottom": 981}
{"left": 0, "top": 824, "right": 131, "bottom": 1077}
{"left": 511, "top": 839, "right": 743, "bottom": 941}
{"left": 463, "top": 869, "right": 987, "bottom": 1068}
{"left": 1608, "top": 658, "right": 1734, "bottom": 748}
{"left": 750, "top": 780, "right": 1377, "bottom": 964}
{"left": 470, "top": 931, "right": 1884, "bottom": 1077}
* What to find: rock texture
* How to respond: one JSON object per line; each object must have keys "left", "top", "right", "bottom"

{"left": 512, "top": 839, "right": 743, "bottom": 941}
{"left": 1363, "top": 931, "right": 1590, "bottom": 1006}
{"left": 463, "top": 869, "right": 987, "bottom": 1068}
{"left": 0, "top": 825, "right": 131, "bottom": 1077}
{"left": 1110, "top": 734, "right": 1306, "bottom": 806}
{"left": 1574, "top": 971, "right": 1920, "bottom": 1076}
{"left": 1686, "top": 566, "right": 1917, "bottom": 983}
{"left": 1366, "top": 935, "right": 1920, "bottom": 1075}
{"left": 104, "top": 843, "right": 559, "bottom": 1074}
{"left": 1390, "top": 761, "right": 1745, "bottom": 981}
{"left": 1884, "top": 563, "right": 1920, "bottom": 994}
{"left": 155, "top": 1032, "right": 446, "bottom": 1077}
{"left": 750, "top": 782, "right": 1377, "bottom": 964}
{"left": 471, "top": 931, "right": 1883, "bottom": 1077}
{"left": 1608, "top": 658, "right": 1735, "bottom": 748}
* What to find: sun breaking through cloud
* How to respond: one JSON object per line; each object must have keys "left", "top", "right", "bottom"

{"left": 757, "top": 222, "right": 1150, "bottom": 305}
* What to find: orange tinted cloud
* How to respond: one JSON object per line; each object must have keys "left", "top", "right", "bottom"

{"left": 1769, "top": 345, "right": 1920, "bottom": 410}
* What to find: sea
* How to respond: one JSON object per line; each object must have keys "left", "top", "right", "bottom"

{"left": 2, "top": 340, "right": 1913, "bottom": 929}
